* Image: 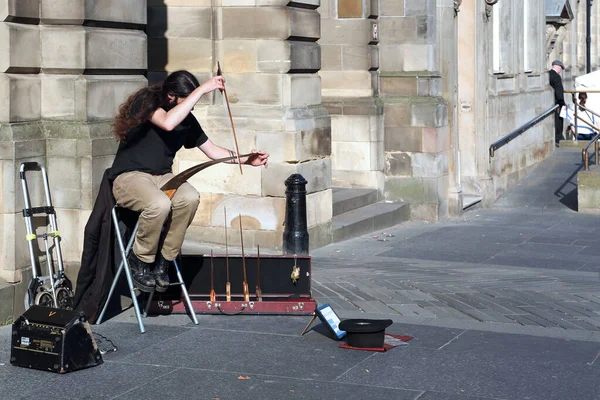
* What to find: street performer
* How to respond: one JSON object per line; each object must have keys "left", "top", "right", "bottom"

{"left": 108, "top": 70, "right": 269, "bottom": 293}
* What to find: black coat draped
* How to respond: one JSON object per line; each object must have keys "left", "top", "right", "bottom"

{"left": 73, "top": 170, "right": 116, "bottom": 323}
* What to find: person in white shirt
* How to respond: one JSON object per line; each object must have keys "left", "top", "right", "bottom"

{"left": 564, "top": 92, "right": 598, "bottom": 141}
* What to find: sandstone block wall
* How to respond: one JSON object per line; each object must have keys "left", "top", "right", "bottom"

{"left": 0, "top": 0, "right": 146, "bottom": 285}
{"left": 149, "top": 0, "right": 332, "bottom": 251}
{"left": 378, "top": 1, "right": 450, "bottom": 220}
{"left": 461, "top": 0, "right": 559, "bottom": 205}
{"left": 320, "top": 0, "right": 384, "bottom": 192}
{"left": 578, "top": 166, "right": 600, "bottom": 214}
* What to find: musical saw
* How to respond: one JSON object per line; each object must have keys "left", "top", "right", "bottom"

{"left": 160, "top": 153, "right": 253, "bottom": 199}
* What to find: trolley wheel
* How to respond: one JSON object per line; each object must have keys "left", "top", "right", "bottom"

{"left": 24, "top": 290, "right": 33, "bottom": 311}
{"left": 34, "top": 291, "right": 54, "bottom": 308}
{"left": 56, "top": 274, "right": 73, "bottom": 291}
{"left": 55, "top": 287, "right": 74, "bottom": 310}
{"left": 24, "top": 279, "right": 43, "bottom": 311}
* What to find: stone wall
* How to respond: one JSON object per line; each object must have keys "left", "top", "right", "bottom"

{"left": 324, "top": 0, "right": 596, "bottom": 220}
{"left": 0, "top": 0, "right": 146, "bottom": 284}
{"left": 148, "top": 0, "right": 332, "bottom": 251}
{"left": 2, "top": 0, "right": 600, "bottom": 290}
{"left": 379, "top": 0, "right": 451, "bottom": 220}
{"left": 458, "top": 0, "right": 573, "bottom": 207}
{"left": 319, "top": 0, "right": 384, "bottom": 192}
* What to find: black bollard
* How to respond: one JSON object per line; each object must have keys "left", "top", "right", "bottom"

{"left": 283, "top": 174, "right": 309, "bottom": 255}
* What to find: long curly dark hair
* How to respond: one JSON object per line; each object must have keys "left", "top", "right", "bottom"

{"left": 112, "top": 70, "right": 200, "bottom": 141}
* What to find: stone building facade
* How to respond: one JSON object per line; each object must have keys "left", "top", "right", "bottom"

{"left": 0, "top": 0, "right": 596, "bottom": 290}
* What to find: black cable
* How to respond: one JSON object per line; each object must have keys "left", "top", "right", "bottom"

{"left": 92, "top": 331, "right": 118, "bottom": 355}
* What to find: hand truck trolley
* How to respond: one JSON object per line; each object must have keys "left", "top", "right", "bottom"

{"left": 20, "top": 162, "right": 74, "bottom": 310}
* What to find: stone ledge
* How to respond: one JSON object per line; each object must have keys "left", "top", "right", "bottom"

{"left": 0, "top": 0, "right": 40, "bottom": 22}
{"left": 578, "top": 165, "right": 600, "bottom": 213}
{"left": 322, "top": 96, "right": 383, "bottom": 116}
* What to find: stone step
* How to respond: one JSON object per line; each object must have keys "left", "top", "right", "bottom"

{"left": 0, "top": 279, "right": 16, "bottom": 326}
{"left": 332, "top": 201, "right": 410, "bottom": 243}
{"left": 332, "top": 187, "right": 379, "bottom": 217}
{"left": 463, "top": 194, "right": 483, "bottom": 211}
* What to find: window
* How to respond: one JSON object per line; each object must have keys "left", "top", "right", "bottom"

{"left": 492, "top": 5, "right": 504, "bottom": 73}
{"left": 524, "top": 1, "right": 532, "bottom": 73}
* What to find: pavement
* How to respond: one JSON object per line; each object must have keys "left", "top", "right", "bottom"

{"left": 1, "top": 146, "right": 599, "bottom": 400}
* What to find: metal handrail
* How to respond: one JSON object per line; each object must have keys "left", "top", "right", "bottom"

{"left": 489, "top": 104, "right": 559, "bottom": 158}
{"left": 573, "top": 101, "right": 600, "bottom": 170}
{"left": 573, "top": 102, "right": 600, "bottom": 119}
{"left": 565, "top": 90, "right": 600, "bottom": 93}
{"left": 581, "top": 132, "right": 600, "bottom": 170}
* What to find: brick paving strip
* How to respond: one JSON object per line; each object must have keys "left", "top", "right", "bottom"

{"left": 310, "top": 148, "right": 600, "bottom": 342}
{"left": 311, "top": 258, "right": 600, "bottom": 334}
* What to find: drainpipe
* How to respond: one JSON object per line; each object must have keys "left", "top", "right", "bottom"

{"left": 587, "top": 0, "right": 592, "bottom": 73}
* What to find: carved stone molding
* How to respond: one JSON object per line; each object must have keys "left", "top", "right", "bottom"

{"left": 454, "top": 0, "right": 462, "bottom": 16}
{"left": 485, "top": 0, "right": 500, "bottom": 21}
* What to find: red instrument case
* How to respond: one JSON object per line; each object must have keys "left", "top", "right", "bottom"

{"left": 151, "top": 254, "right": 316, "bottom": 315}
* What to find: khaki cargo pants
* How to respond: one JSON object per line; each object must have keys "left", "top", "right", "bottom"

{"left": 112, "top": 171, "right": 200, "bottom": 263}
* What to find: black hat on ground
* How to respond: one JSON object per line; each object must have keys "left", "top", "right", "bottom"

{"left": 339, "top": 319, "right": 393, "bottom": 348}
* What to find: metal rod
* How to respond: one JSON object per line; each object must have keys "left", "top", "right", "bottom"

{"left": 574, "top": 103, "right": 600, "bottom": 120}
{"left": 256, "top": 245, "right": 262, "bottom": 301}
{"left": 174, "top": 258, "right": 199, "bottom": 325}
{"left": 564, "top": 90, "right": 600, "bottom": 93}
{"left": 225, "top": 207, "right": 231, "bottom": 302}
{"left": 40, "top": 165, "right": 65, "bottom": 275}
{"left": 20, "top": 168, "right": 39, "bottom": 280}
{"left": 573, "top": 113, "right": 600, "bottom": 132}
{"left": 143, "top": 290, "right": 155, "bottom": 318}
{"left": 97, "top": 211, "right": 138, "bottom": 324}
{"left": 581, "top": 130, "right": 600, "bottom": 170}
{"left": 489, "top": 104, "right": 558, "bottom": 158}
{"left": 98, "top": 208, "right": 145, "bottom": 333}
{"left": 239, "top": 213, "right": 249, "bottom": 302}
{"left": 574, "top": 113, "right": 600, "bottom": 170}
{"left": 210, "top": 250, "right": 216, "bottom": 302}
{"left": 42, "top": 236, "right": 58, "bottom": 308}
{"left": 574, "top": 94, "right": 579, "bottom": 141}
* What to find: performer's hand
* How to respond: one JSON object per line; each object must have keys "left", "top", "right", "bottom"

{"left": 199, "top": 76, "right": 225, "bottom": 94}
{"left": 245, "top": 150, "right": 269, "bottom": 168}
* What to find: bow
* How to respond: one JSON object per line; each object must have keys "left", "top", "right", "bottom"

{"left": 217, "top": 62, "right": 243, "bottom": 175}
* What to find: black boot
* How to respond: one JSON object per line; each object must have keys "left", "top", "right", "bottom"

{"left": 127, "top": 252, "right": 156, "bottom": 292}
{"left": 153, "top": 253, "right": 171, "bottom": 293}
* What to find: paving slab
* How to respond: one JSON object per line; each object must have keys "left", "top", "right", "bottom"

{"left": 121, "top": 324, "right": 372, "bottom": 381}
{"left": 114, "top": 367, "right": 422, "bottom": 400}
{"left": 2, "top": 148, "right": 600, "bottom": 399}
{"left": 1, "top": 313, "right": 598, "bottom": 400}
{"left": 335, "top": 345, "right": 599, "bottom": 400}
{"left": 311, "top": 147, "right": 600, "bottom": 343}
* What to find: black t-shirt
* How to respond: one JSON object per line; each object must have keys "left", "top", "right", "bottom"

{"left": 108, "top": 113, "right": 208, "bottom": 180}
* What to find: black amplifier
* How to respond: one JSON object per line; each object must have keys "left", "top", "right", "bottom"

{"left": 10, "top": 305, "right": 103, "bottom": 373}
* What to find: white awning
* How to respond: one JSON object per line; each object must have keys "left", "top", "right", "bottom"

{"left": 574, "top": 71, "right": 600, "bottom": 118}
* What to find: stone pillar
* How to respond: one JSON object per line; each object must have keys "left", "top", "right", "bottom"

{"left": 149, "top": 1, "right": 332, "bottom": 250}
{"left": 438, "top": 0, "right": 462, "bottom": 216}
{"left": 458, "top": 0, "right": 495, "bottom": 205}
{"left": 320, "top": 0, "right": 385, "bottom": 191}
{"left": 0, "top": 1, "right": 42, "bottom": 283}
{"left": 0, "top": 0, "right": 146, "bottom": 285}
{"left": 379, "top": 0, "right": 450, "bottom": 221}
{"left": 576, "top": 0, "right": 586, "bottom": 70}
